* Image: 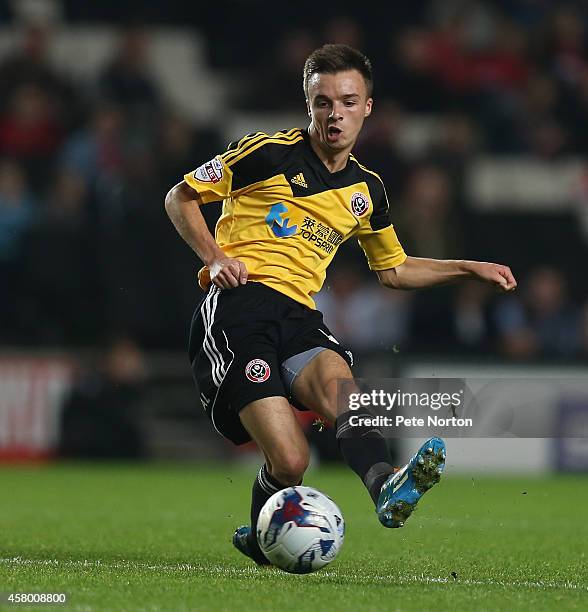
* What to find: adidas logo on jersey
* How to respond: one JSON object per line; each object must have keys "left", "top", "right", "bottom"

{"left": 290, "top": 172, "right": 308, "bottom": 188}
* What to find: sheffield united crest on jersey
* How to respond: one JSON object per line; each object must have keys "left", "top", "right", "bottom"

{"left": 245, "top": 359, "right": 271, "bottom": 383}
{"left": 194, "top": 158, "right": 224, "bottom": 183}
{"left": 350, "top": 192, "right": 370, "bottom": 217}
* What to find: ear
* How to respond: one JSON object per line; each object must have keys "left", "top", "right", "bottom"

{"left": 364, "top": 97, "right": 373, "bottom": 118}
{"left": 306, "top": 98, "right": 311, "bottom": 117}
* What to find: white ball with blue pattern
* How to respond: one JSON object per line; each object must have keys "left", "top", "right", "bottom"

{"left": 256, "top": 485, "right": 345, "bottom": 574}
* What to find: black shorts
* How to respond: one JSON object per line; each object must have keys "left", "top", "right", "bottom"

{"left": 188, "top": 282, "right": 353, "bottom": 445}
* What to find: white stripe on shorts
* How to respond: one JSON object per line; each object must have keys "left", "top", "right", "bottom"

{"left": 201, "top": 286, "right": 224, "bottom": 387}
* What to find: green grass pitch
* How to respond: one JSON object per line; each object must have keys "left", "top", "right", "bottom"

{"left": 1, "top": 462, "right": 587, "bottom": 611}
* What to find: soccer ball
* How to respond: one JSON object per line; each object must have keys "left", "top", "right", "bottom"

{"left": 256, "top": 485, "right": 344, "bottom": 574}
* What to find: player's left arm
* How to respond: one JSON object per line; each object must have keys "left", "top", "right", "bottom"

{"left": 356, "top": 176, "right": 516, "bottom": 292}
{"left": 376, "top": 257, "right": 517, "bottom": 292}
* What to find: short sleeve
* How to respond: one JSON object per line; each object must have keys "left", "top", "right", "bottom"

{"left": 183, "top": 131, "right": 284, "bottom": 204}
{"left": 358, "top": 225, "right": 407, "bottom": 270}
{"left": 184, "top": 156, "right": 233, "bottom": 204}
{"left": 357, "top": 180, "right": 407, "bottom": 270}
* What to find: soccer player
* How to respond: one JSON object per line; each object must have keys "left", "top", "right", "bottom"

{"left": 165, "top": 44, "right": 517, "bottom": 565}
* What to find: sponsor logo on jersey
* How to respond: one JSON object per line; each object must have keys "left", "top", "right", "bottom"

{"left": 194, "top": 158, "right": 224, "bottom": 184}
{"left": 245, "top": 359, "right": 271, "bottom": 383}
{"left": 290, "top": 172, "right": 308, "bottom": 188}
{"left": 350, "top": 192, "right": 370, "bottom": 217}
{"left": 300, "top": 216, "right": 343, "bottom": 254}
{"left": 265, "top": 203, "right": 298, "bottom": 238}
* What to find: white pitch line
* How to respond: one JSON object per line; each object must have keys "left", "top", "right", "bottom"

{"left": 1, "top": 558, "right": 586, "bottom": 592}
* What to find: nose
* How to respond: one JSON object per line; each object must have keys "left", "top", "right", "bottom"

{"left": 329, "top": 103, "right": 342, "bottom": 121}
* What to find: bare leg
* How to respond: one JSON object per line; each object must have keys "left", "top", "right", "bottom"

{"left": 292, "top": 350, "right": 396, "bottom": 504}
{"left": 235, "top": 396, "right": 310, "bottom": 564}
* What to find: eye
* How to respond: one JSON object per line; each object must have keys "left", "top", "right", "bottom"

{"left": 345, "top": 100, "right": 357, "bottom": 107}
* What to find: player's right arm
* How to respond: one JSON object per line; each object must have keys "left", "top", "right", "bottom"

{"left": 167, "top": 129, "right": 300, "bottom": 288}
{"left": 164, "top": 180, "right": 247, "bottom": 289}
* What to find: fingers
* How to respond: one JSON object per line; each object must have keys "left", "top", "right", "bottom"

{"left": 496, "top": 265, "right": 517, "bottom": 292}
{"left": 216, "top": 264, "right": 240, "bottom": 288}
{"left": 238, "top": 260, "right": 248, "bottom": 285}
{"left": 211, "top": 259, "right": 248, "bottom": 289}
{"left": 475, "top": 262, "right": 517, "bottom": 292}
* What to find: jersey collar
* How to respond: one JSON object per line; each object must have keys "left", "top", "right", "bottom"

{"left": 302, "top": 128, "right": 353, "bottom": 181}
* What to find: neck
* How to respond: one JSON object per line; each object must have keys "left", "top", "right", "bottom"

{"left": 308, "top": 124, "right": 352, "bottom": 173}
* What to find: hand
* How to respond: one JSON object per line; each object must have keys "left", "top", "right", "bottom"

{"left": 469, "top": 261, "right": 517, "bottom": 292}
{"left": 209, "top": 257, "right": 248, "bottom": 289}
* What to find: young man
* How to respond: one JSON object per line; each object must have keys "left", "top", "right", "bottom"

{"left": 165, "top": 44, "right": 517, "bottom": 565}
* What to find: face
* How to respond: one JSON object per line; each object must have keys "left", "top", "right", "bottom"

{"left": 306, "top": 69, "right": 372, "bottom": 153}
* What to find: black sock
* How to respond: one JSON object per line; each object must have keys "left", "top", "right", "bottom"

{"left": 336, "top": 410, "right": 395, "bottom": 505}
{"left": 246, "top": 464, "right": 289, "bottom": 562}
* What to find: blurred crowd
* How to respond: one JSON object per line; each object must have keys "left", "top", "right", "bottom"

{"left": 0, "top": 22, "right": 223, "bottom": 349}
{"left": 1, "top": 0, "right": 588, "bottom": 362}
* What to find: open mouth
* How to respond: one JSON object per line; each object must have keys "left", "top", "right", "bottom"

{"left": 327, "top": 126, "right": 342, "bottom": 141}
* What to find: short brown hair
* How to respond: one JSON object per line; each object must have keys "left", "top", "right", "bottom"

{"left": 303, "top": 44, "right": 373, "bottom": 98}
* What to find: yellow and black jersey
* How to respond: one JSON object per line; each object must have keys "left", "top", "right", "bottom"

{"left": 184, "top": 127, "right": 407, "bottom": 309}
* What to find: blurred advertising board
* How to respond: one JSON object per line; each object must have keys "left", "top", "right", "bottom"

{"left": 0, "top": 356, "right": 72, "bottom": 460}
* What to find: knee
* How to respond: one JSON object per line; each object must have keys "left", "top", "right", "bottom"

{"left": 269, "top": 448, "right": 310, "bottom": 486}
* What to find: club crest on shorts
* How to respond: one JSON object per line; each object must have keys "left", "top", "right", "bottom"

{"left": 194, "top": 158, "right": 224, "bottom": 184}
{"left": 350, "top": 192, "right": 370, "bottom": 217}
{"left": 245, "top": 359, "right": 271, "bottom": 383}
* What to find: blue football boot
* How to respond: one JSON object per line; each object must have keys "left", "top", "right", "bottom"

{"left": 376, "top": 437, "right": 446, "bottom": 528}
{"left": 232, "top": 525, "right": 271, "bottom": 566}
